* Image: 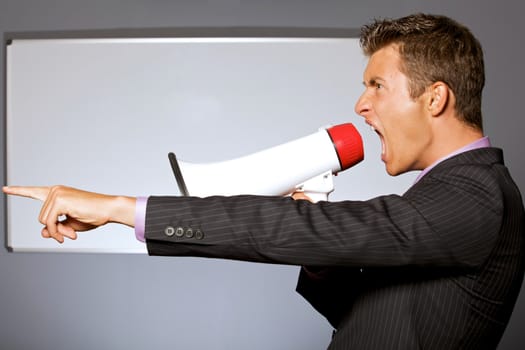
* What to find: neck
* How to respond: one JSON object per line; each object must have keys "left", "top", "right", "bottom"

{"left": 424, "top": 119, "right": 483, "bottom": 168}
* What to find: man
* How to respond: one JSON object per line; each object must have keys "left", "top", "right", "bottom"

{"left": 4, "top": 13, "right": 525, "bottom": 349}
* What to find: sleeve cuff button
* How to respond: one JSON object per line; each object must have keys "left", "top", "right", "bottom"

{"left": 195, "top": 229, "right": 204, "bottom": 240}
{"left": 164, "top": 226, "right": 175, "bottom": 237}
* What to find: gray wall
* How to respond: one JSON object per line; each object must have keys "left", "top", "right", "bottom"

{"left": 1, "top": 1, "right": 524, "bottom": 349}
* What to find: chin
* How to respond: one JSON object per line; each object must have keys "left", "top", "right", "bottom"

{"left": 385, "top": 163, "right": 407, "bottom": 177}
{"left": 386, "top": 168, "right": 399, "bottom": 176}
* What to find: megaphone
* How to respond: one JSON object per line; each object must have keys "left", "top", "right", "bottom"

{"left": 168, "top": 123, "right": 364, "bottom": 202}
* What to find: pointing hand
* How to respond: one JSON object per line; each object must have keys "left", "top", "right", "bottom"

{"left": 3, "top": 185, "right": 135, "bottom": 243}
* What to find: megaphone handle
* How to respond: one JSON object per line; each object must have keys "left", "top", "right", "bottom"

{"left": 295, "top": 171, "right": 334, "bottom": 202}
{"left": 168, "top": 152, "right": 190, "bottom": 196}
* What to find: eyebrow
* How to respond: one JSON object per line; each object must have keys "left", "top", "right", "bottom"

{"left": 363, "top": 77, "right": 385, "bottom": 87}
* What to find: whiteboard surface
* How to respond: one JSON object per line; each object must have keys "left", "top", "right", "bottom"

{"left": 6, "top": 37, "right": 417, "bottom": 253}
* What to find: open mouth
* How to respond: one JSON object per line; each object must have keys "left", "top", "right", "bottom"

{"left": 366, "top": 121, "right": 386, "bottom": 160}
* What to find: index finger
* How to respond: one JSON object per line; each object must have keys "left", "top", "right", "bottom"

{"left": 2, "top": 186, "right": 50, "bottom": 201}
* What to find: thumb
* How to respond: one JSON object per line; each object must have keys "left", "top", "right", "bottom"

{"left": 291, "top": 191, "right": 314, "bottom": 202}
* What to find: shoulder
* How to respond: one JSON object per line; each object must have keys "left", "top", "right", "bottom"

{"left": 420, "top": 148, "right": 504, "bottom": 191}
{"left": 408, "top": 147, "right": 506, "bottom": 215}
{"left": 431, "top": 147, "right": 503, "bottom": 177}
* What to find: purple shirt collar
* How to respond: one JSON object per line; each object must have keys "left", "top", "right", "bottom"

{"left": 414, "top": 136, "right": 491, "bottom": 183}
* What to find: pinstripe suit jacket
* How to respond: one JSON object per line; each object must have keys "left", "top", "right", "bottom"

{"left": 145, "top": 147, "right": 525, "bottom": 349}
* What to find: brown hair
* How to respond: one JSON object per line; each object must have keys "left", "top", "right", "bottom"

{"left": 360, "top": 13, "right": 485, "bottom": 130}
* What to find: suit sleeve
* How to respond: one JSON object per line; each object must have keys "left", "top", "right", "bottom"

{"left": 144, "top": 163, "right": 503, "bottom": 269}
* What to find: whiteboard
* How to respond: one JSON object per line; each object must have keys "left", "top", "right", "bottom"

{"left": 6, "top": 35, "right": 417, "bottom": 253}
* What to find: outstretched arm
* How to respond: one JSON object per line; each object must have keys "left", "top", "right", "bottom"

{"left": 3, "top": 185, "right": 136, "bottom": 243}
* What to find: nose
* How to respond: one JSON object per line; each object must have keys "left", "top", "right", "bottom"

{"left": 354, "top": 91, "right": 371, "bottom": 118}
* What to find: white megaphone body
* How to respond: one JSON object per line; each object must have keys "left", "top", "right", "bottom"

{"left": 168, "top": 123, "right": 364, "bottom": 202}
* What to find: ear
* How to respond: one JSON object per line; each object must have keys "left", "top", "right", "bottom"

{"left": 428, "top": 81, "right": 449, "bottom": 116}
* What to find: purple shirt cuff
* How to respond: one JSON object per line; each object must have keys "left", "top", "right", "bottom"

{"left": 135, "top": 196, "right": 148, "bottom": 243}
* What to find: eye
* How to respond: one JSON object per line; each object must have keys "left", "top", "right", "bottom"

{"left": 375, "top": 82, "right": 383, "bottom": 89}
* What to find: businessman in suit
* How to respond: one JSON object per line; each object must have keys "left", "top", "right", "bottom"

{"left": 4, "top": 13, "right": 525, "bottom": 349}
